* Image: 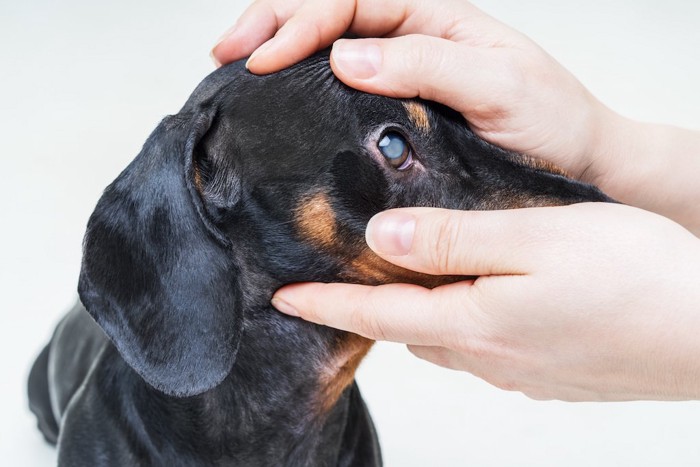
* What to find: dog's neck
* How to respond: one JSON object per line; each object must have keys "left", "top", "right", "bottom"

{"left": 131, "top": 301, "right": 373, "bottom": 465}
{"left": 127, "top": 228, "right": 377, "bottom": 464}
{"left": 233, "top": 240, "right": 376, "bottom": 415}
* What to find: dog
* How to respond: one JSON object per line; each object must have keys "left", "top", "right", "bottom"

{"left": 27, "top": 50, "right": 612, "bottom": 466}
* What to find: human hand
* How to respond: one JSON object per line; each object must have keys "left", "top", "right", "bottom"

{"left": 213, "top": 0, "right": 700, "bottom": 235}
{"left": 211, "top": 0, "right": 621, "bottom": 185}
{"left": 271, "top": 203, "right": 700, "bottom": 401}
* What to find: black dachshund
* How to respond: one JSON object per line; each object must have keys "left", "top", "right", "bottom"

{"left": 28, "top": 51, "right": 611, "bottom": 466}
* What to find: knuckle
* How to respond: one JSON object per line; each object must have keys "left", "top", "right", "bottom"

{"left": 417, "top": 346, "right": 452, "bottom": 368}
{"left": 296, "top": 299, "right": 321, "bottom": 323}
{"left": 308, "top": 20, "right": 323, "bottom": 44}
{"left": 406, "top": 37, "right": 452, "bottom": 99}
{"left": 523, "top": 390, "right": 555, "bottom": 401}
{"left": 453, "top": 336, "right": 493, "bottom": 361}
{"left": 489, "top": 377, "right": 522, "bottom": 393}
{"left": 294, "top": 285, "right": 331, "bottom": 324}
{"left": 348, "top": 293, "right": 388, "bottom": 341}
{"left": 426, "top": 214, "right": 465, "bottom": 274}
{"left": 347, "top": 305, "right": 365, "bottom": 334}
{"left": 384, "top": 36, "right": 444, "bottom": 96}
{"left": 406, "top": 35, "right": 432, "bottom": 70}
{"left": 488, "top": 49, "right": 530, "bottom": 101}
{"left": 366, "top": 310, "right": 389, "bottom": 342}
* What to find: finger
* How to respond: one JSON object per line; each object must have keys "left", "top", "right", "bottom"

{"left": 407, "top": 345, "right": 472, "bottom": 371}
{"left": 242, "top": 0, "right": 506, "bottom": 74}
{"left": 245, "top": 0, "right": 357, "bottom": 73}
{"left": 363, "top": 206, "right": 572, "bottom": 276}
{"left": 407, "top": 345, "right": 524, "bottom": 394}
{"left": 329, "top": 34, "right": 519, "bottom": 113}
{"left": 271, "top": 281, "right": 478, "bottom": 346}
{"left": 211, "top": 0, "right": 305, "bottom": 67}
{"left": 346, "top": 0, "right": 506, "bottom": 43}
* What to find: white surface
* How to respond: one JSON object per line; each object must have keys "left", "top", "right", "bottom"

{"left": 1, "top": 0, "right": 699, "bottom": 465}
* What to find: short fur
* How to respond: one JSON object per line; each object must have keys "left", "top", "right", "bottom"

{"left": 28, "top": 50, "right": 612, "bottom": 466}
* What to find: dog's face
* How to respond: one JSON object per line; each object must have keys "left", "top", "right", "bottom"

{"left": 78, "top": 52, "right": 611, "bottom": 399}
{"left": 195, "top": 53, "right": 609, "bottom": 286}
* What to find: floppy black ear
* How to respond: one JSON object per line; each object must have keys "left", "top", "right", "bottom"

{"left": 78, "top": 111, "right": 243, "bottom": 397}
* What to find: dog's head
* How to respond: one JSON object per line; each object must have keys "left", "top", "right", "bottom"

{"left": 78, "top": 52, "right": 611, "bottom": 398}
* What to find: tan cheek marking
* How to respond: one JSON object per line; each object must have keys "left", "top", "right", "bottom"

{"left": 317, "top": 333, "right": 374, "bottom": 414}
{"left": 510, "top": 195, "right": 568, "bottom": 208}
{"left": 486, "top": 194, "right": 565, "bottom": 209}
{"left": 314, "top": 251, "right": 467, "bottom": 414}
{"left": 346, "top": 248, "right": 465, "bottom": 289}
{"left": 518, "top": 154, "right": 569, "bottom": 177}
{"left": 482, "top": 183, "right": 588, "bottom": 209}
{"left": 294, "top": 192, "right": 337, "bottom": 249}
{"left": 403, "top": 101, "right": 430, "bottom": 132}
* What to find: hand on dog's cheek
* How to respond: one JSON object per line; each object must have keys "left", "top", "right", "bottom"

{"left": 272, "top": 203, "right": 700, "bottom": 401}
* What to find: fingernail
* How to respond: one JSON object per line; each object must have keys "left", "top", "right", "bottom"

{"left": 366, "top": 211, "right": 416, "bottom": 256}
{"left": 332, "top": 39, "right": 382, "bottom": 80}
{"left": 246, "top": 39, "right": 275, "bottom": 70}
{"left": 271, "top": 297, "right": 300, "bottom": 317}
{"left": 210, "top": 48, "right": 222, "bottom": 68}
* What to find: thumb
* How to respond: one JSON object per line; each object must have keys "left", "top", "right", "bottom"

{"left": 329, "top": 36, "right": 504, "bottom": 113}
{"left": 364, "top": 207, "right": 547, "bottom": 276}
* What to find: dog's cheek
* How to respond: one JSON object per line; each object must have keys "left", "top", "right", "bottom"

{"left": 328, "top": 150, "right": 389, "bottom": 230}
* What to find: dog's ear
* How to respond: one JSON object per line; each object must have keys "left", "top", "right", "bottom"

{"left": 78, "top": 111, "right": 243, "bottom": 397}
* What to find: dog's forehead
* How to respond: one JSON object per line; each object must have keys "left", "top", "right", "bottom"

{"left": 188, "top": 53, "right": 433, "bottom": 136}
{"left": 182, "top": 52, "right": 461, "bottom": 195}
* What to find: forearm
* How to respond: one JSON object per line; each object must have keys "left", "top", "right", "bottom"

{"left": 590, "top": 111, "right": 700, "bottom": 236}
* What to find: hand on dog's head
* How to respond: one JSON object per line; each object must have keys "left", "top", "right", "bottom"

{"left": 78, "top": 51, "right": 611, "bottom": 397}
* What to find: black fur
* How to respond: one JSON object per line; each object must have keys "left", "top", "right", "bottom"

{"left": 28, "top": 50, "right": 612, "bottom": 466}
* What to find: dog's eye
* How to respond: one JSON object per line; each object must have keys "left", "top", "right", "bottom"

{"left": 378, "top": 131, "right": 413, "bottom": 170}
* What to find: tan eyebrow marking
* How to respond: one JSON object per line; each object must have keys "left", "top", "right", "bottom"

{"left": 403, "top": 101, "right": 431, "bottom": 132}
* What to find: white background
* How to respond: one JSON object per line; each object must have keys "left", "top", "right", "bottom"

{"left": 2, "top": 0, "right": 700, "bottom": 465}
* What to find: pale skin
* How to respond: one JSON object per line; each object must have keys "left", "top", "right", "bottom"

{"left": 212, "top": 0, "right": 700, "bottom": 401}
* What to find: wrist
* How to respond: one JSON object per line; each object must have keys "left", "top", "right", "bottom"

{"left": 587, "top": 113, "right": 700, "bottom": 233}
{"left": 579, "top": 104, "right": 638, "bottom": 190}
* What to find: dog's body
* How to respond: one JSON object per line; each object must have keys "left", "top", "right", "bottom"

{"left": 29, "top": 303, "right": 378, "bottom": 466}
{"left": 28, "top": 51, "right": 611, "bottom": 466}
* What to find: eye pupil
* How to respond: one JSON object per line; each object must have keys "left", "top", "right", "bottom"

{"left": 378, "top": 133, "right": 405, "bottom": 160}
{"left": 377, "top": 131, "right": 413, "bottom": 170}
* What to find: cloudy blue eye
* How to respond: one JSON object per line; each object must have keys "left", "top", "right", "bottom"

{"left": 377, "top": 131, "right": 413, "bottom": 170}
